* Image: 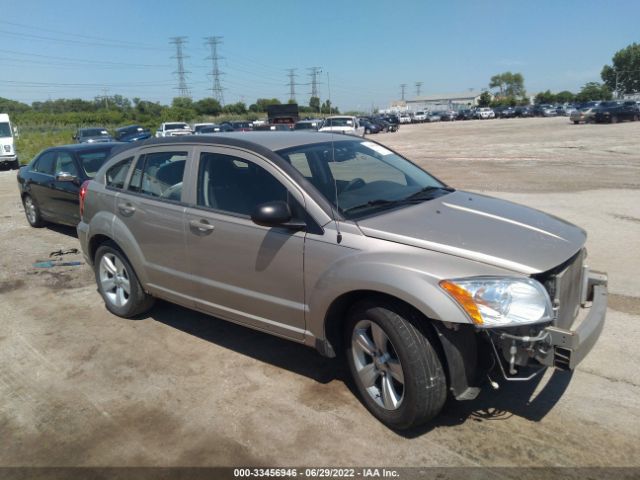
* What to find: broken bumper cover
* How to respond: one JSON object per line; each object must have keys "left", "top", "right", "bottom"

{"left": 539, "top": 271, "right": 608, "bottom": 370}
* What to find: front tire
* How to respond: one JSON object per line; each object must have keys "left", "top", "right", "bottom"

{"left": 95, "top": 242, "right": 155, "bottom": 318}
{"left": 345, "top": 300, "right": 447, "bottom": 430}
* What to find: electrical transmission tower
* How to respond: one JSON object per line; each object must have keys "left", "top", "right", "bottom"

{"left": 415, "top": 81, "right": 423, "bottom": 97}
{"left": 308, "top": 66, "right": 322, "bottom": 98}
{"left": 400, "top": 84, "right": 407, "bottom": 100}
{"left": 170, "top": 36, "right": 191, "bottom": 99}
{"left": 204, "top": 36, "right": 225, "bottom": 106}
{"left": 287, "top": 68, "right": 298, "bottom": 103}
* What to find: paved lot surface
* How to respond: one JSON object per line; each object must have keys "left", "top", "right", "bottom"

{"left": 1, "top": 117, "right": 639, "bottom": 468}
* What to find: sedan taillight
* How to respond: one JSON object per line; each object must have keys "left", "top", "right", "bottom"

{"left": 79, "top": 180, "right": 90, "bottom": 219}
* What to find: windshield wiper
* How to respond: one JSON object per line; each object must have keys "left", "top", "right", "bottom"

{"left": 342, "top": 187, "right": 454, "bottom": 215}
{"left": 405, "top": 186, "right": 454, "bottom": 201}
{"left": 342, "top": 198, "right": 399, "bottom": 214}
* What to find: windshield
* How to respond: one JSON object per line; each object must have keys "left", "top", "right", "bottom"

{"left": 324, "top": 118, "right": 353, "bottom": 127}
{"left": 78, "top": 147, "right": 116, "bottom": 177}
{"left": 0, "top": 122, "right": 11, "bottom": 137}
{"left": 81, "top": 128, "right": 109, "bottom": 137}
{"left": 166, "top": 123, "right": 188, "bottom": 130}
{"left": 277, "top": 139, "right": 448, "bottom": 219}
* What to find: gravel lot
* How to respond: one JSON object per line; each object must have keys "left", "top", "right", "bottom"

{"left": 1, "top": 117, "right": 639, "bottom": 471}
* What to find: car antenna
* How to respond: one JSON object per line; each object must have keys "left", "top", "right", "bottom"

{"left": 327, "top": 71, "right": 342, "bottom": 244}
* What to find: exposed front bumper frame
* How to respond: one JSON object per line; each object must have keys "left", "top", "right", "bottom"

{"left": 541, "top": 272, "right": 608, "bottom": 370}
{"left": 487, "top": 270, "right": 608, "bottom": 381}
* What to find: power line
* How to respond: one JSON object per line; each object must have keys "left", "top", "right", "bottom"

{"left": 1, "top": 20, "right": 160, "bottom": 49}
{"left": 204, "top": 36, "right": 225, "bottom": 106}
{"left": 170, "top": 36, "right": 191, "bottom": 99}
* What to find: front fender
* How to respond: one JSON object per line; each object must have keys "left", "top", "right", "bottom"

{"left": 305, "top": 253, "right": 475, "bottom": 342}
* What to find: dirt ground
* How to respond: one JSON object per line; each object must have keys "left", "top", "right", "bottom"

{"left": 0, "top": 117, "right": 639, "bottom": 471}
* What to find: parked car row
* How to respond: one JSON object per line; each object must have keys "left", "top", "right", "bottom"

{"left": 15, "top": 132, "right": 608, "bottom": 431}
{"left": 392, "top": 99, "right": 639, "bottom": 125}
{"left": 73, "top": 125, "right": 153, "bottom": 144}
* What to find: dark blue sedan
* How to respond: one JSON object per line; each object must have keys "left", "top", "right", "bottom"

{"left": 17, "top": 143, "right": 123, "bottom": 227}
{"left": 114, "top": 125, "right": 152, "bottom": 142}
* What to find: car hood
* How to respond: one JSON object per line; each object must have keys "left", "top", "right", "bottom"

{"left": 356, "top": 190, "right": 586, "bottom": 274}
{"left": 82, "top": 136, "right": 112, "bottom": 142}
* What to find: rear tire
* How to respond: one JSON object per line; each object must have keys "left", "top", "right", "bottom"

{"left": 94, "top": 242, "right": 155, "bottom": 318}
{"left": 22, "top": 194, "right": 44, "bottom": 228}
{"left": 573, "top": 121, "right": 579, "bottom": 124}
{"left": 345, "top": 300, "right": 447, "bottom": 430}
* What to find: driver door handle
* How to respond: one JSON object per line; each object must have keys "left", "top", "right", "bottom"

{"left": 189, "top": 219, "right": 215, "bottom": 233}
{"left": 117, "top": 202, "right": 136, "bottom": 215}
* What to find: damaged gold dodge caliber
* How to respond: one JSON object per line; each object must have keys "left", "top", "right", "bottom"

{"left": 77, "top": 133, "right": 607, "bottom": 430}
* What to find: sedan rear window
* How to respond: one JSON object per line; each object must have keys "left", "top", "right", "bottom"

{"left": 79, "top": 148, "right": 116, "bottom": 177}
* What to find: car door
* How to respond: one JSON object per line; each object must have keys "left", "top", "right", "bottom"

{"left": 49, "top": 150, "right": 82, "bottom": 225}
{"left": 184, "top": 146, "right": 306, "bottom": 340}
{"left": 115, "top": 146, "right": 196, "bottom": 305}
{"left": 27, "top": 150, "right": 57, "bottom": 217}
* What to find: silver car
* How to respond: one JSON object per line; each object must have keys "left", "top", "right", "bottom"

{"left": 78, "top": 133, "right": 607, "bottom": 430}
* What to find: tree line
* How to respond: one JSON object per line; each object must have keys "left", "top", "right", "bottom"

{"left": 477, "top": 42, "right": 639, "bottom": 107}
{"left": 0, "top": 95, "right": 339, "bottom": 128}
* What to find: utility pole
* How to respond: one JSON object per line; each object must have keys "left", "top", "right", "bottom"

{"left": 97, "top": 88, "right": 110, "bottom": 110}
{"left": 204, "top": 36, "right": 225, "bottom": 106}
{"left": 400, "top": 84, "right": 407, "bottom": 101}
{"left": 170, "top": 36, "right": 191, "bottom": 99}
{"left": 287, "top": 68, "right": 298, "bottom": 103}
{"left": 415, "top": 81, "right": 423, "bottom": 97}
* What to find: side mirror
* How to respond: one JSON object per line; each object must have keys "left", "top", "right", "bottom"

{"left": 55, "top": 172, "right": 77, "bottom": 183}
{"left": 251, "top": 201, "right": 305, "bottom": 230}
{"left": 72, "top": 134, "right": 78, "bottom": 140}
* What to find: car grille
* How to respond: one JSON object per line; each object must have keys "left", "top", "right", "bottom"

{"left": 533, "top": 249, "right": 586, "bottom": 329}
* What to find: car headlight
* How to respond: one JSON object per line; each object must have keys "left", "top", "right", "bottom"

{"left": 439, "top": 277, "right": 553, "bottom": 327}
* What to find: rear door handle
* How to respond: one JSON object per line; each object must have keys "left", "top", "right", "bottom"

{"left": 117, "top": 202, "right": 136, "bottom": 215}
{"left": 189, "top": 219, "right": 215, "bottom": 233}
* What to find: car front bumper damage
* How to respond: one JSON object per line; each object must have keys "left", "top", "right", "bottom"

{"left": 487, "top": 269, "right": 608, "bottom": 381}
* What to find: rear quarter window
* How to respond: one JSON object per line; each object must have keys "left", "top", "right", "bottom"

{"left": 105, "top": 157, "right": 133, "bottom": 189}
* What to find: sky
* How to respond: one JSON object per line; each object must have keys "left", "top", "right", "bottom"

{"left": 1, "top": 0, "right": 639, "bottom": 111}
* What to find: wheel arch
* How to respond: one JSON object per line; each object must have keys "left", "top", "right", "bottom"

{"left": 322, "top": 289, "right": 483, "bottom": 400}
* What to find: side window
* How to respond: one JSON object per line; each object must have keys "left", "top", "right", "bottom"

{"left": 128, "top": 151, "right": 187, "bottom": 201}
{"left": 288, "top": 153, "right": 312, "bottom": 178}
{"left": 32, "top": 151, "right": 56, "bottom": 175}
{"left": 54, "top": 152, "right": 79, "bottom": 177}
{"left": 105, "top": 157, "right": 133, "bottom": 190}
{"left": 197, "top": 152, "right": 290, "bottom": 216}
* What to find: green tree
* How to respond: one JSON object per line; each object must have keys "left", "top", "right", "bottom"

{"left": 477, "top": 91, "right": 492, "bottom": 107}
{"left": 574, "top": 82, "right": 613, "bottom": 103}
{"left": 172, "top": 97, "right": 193, "bottom": 109}
{"left": 254, "top": 98, "right": 281, "bottom": 112}
{"left": 309, "top": 96, "right": 320, "bottom": 112}
{"left": 601, "top": 43, "right": 640, "bottom": 95}
{"left": 534, "top": 90, "right": 556, "bottom": 104}
{"left": 489, "top": 72, "right": 526, "bottom": 97}
{"left": 0, "top": 97, "right": 31, "bottom": 113}
{"left": 222, "top": 102, "right": 247, "bottom": 115}
{"left": 194, "top": 97, "right": 222, "bottom": 116}
{"left": 555, "top": 91, "right": 575, "bottom": 104}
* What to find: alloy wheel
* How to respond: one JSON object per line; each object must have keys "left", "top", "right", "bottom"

{"left": 99, "top": 253, "right": 131, "bottom": 308}
{"left": 351, "top": 319, "right": 405, "bottom": 410}
{"left": 23, "top": 196, "right": 37, "bottom": 224}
